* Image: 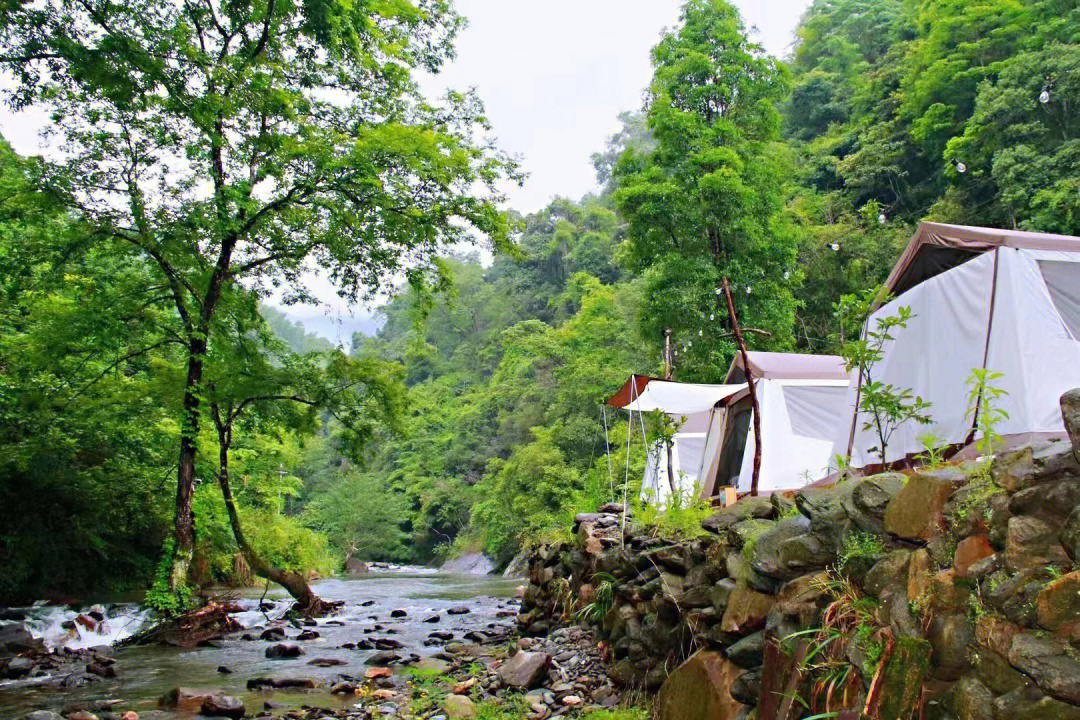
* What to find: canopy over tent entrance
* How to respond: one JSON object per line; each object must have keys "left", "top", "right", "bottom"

{"left": 605, "top": 376, "right": 744, "bottom": 506}
{"left": 834, "top": 222, "right": 1080, "bottom": 473}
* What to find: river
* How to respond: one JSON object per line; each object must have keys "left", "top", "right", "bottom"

{"left": 0, "top": 570, "right": 522, "bottom": 718}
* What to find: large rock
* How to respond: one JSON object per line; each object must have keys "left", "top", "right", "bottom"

{"left": 992, "top": 440, "right": 1079, "bottom": 492}
{"left": 655, "top": 651, "right": 744, "bottom": 720}
{"left": 443, "top": 694, "right": 476, "bottom": 719}
{"left": 884, "top": 468, "right": 960, "bottom": 541}
{"left": 1005, "top": 515, "right": 1069, "bottom": 571}
{"left": 1009, "top": 476, "right": 1080, "bottom": 525}
{"left": 863, "top": 636, "right": 932, "bottom": 720}
{"left": 995, "top": 684, "right": 1080, "bottom": 720}
{"left": 161, "top": 688, "right": 219, "bottom": 711}
{"left": 945, "top": 675, "right": 996, "bottom": 720}
{"left": 748, "top": 517, "right": 824, "bottom": 581}
{"left": 1062, "top": 389, "right": 1080, "bottom": 462}
{"left": 1062, "top": 505, "right": 1080, "bottom": 560}
{"left": 701, "top": 496, "right": 774, "bottom": 534}
{"left": 845, "top": 472, "right": 906, "bottom": 532}
{"left": 496, "top": 650, "right": 549, "bottom": 689}
{"left": 725, "top": 630, "right": 765, "bottom": 669}
{"left": 344, "top": 557, "right": 369, "bottom": 575}
{"left": 987, "top": 567, "right": 1056, "bottom": 626}
{"left": 927, "top": 613, "right": 974, "bottom": 680}
{"left": 954, "top": 534, "right": 994, "bottom": 578}
{"left": 720, "top": 580, "right": 774, "bottom": 636}
{"left": 201, "top": 694, "right": 244, "bottom": 719}
{"left": 1007, "top": 633, "right": 1080, "bottom": 705}
{"left": 441, "top": 552, "right": 494, "bottom": 575}
{"left": 1036, "top": 571, "right": 1080, "bottom": 636}
{"left": 0, "top": 624, "right": 43, "bottom": 656}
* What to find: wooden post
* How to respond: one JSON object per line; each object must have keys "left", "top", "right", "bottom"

{"left": 663, "top": 327, "right": 673, "bottom": 380}
{"left": 721, "top": 278, "right": 762, "bottom": 496}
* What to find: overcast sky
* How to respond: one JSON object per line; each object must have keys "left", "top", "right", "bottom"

{"left": 1, "top": 0, "right": 812, "bottom": 340}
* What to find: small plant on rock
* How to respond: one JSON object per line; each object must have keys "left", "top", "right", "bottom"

{"left": 837, "top": 532, "right": 886, "bottom": 573}
{"left": 965, "top": 368, "right": 1009, "bottom": 459}
{"left": 837, "top": 288, "right": 933, "bottom": 464}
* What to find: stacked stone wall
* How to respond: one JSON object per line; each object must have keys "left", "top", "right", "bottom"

{"left": 517, "top": 391, "right": 1080, "bottom": 720}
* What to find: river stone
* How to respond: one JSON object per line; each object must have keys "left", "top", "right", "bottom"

{"left": 1037, "top": 570, "right": 1080, "bottom": 636}
{"left": 1062, "top": 389, "right": 1080, "bottom": 461}
{"left": 1007, "top": 633, "right": 1080, "bottom": 704}
{"left": 954, "top": 534, "right": 994, "bottom": 578}
{"left": 23, "top": 713, "right": 64, "bottom": 720}
{"left": 201, "top": 694, "right": 244, "bottom": 719}
{"left": 441, "top": 553, "right": 494, "bottom": 575}
{"left": 265, "top": 643, "right": 304, "bottom": 659}
{"left": 1010, "top": 476, "right": 1080, "bottom": 524}
{"left": 720, "top": 580, "right": 774, "bottom": 635}
{"left": 945, "top": 675, "right": 995, "bottom": 720}
{"left": 496, "top": 650, "right": 549, "bottom": 689}
{"left": 160, "top": 687, "right": 219, "bottom": 711}
{"left": 443, "top": 694, "right": 476, "bottom": 719}
{"left": 702, "top": 496, "right": 774, "bottom": 534}
{"left": 995, "top": 684, "right": 1080, "bottom": 720}
{"left": 748, "top": 517, "right": 813, "bottom": 580}
{"left": 0, "top": 624, "right": 42, "bottom": 655}
{"left": 986, "top": 567, "right": 1055, "bottom": 626}
{"left": 725, "top": 630, "right": 765, "bottom": 668}
{"left": 1005, "top": 515, "right": 1070, "bottom": 571}
{"left": 884, "top": 468, "right": 959, "bottom": 541}
{"left": 655, "top": 651, "right": 744, "bottom": 720}
{"left": 1062, "top": 505, "right": 1080, "bottom": 560}
{"left": 992, "top": 440, "right": 1079, "bottom": 492}
{"left": 729, "top": 667, "right": 761, "bottom": 706}
{"left": 864, "top": 550, "right": 911, "bottom": 598}
{"left": 927, "top": 612, "right": 974, "bottom": 680}
{"left": 972, "top": 643, "right": 1027, "bottom": 695}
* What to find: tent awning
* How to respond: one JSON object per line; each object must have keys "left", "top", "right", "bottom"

{"left": 605, "top": 374, "right": 661, "bottom": 408}
{"left": 886, "top": 222, "right": 1080, "bottom": 295}
{"left": 616, "top": 380, "right": 746, "bottom": 416}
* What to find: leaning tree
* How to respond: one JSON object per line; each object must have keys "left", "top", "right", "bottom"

{"left": 0, "top": 0, "right": 518, "bottom": 597}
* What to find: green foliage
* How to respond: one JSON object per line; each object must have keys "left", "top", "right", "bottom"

{"left": 614, "top": 0, "right": 798, "bottom": 379}
{"left": 837, "top": 532, "right": 886, "bottom": 573}
{"left": 915, "top": 432, "right": 950, "bottom": 469}
{"left": 635, "top": 484, "right": 714, "bottom": 541}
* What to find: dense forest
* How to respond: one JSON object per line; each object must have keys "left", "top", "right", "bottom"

{"left": 2, "top": 0, "right": 1080, "bottom": 605}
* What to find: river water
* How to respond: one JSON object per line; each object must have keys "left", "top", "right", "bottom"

{"left": 0, "top": 570, "right": 521, "bottom": 718}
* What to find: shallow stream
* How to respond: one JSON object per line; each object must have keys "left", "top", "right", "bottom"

{"left": 0, "top": 570, "right": 521, "bottom": 718}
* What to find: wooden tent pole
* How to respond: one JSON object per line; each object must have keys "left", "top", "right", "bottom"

{"left": 721, "top": 278, "right": 762, "bottom": 496}
{"left": 663, "top": 327, "right": 673, "bottom": 380}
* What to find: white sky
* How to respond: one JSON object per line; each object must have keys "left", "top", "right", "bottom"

{"left": 1, "top": 0, "right": 811, "bottom": 340}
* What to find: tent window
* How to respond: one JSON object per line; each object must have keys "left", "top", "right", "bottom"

{"left": 783, "top": 385, "right": 846, "bottom": 441}
{"left": 1038, "top": 260, "right": 1080, "bottom": 340}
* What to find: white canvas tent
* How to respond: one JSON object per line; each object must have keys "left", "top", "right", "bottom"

{"left": 698, "top": 353, "right": 851, "bottom": 496}
{"left": 833, "top": 222, "right": 1080, "bottom": 472}
{"left": 607, "top": 377, "right": 744, "bottom": 505}
{"left": 607, "top": 352, "right": 852, "bottom": 505}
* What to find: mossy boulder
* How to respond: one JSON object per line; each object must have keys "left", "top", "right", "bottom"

{"left": 654, "top": 650, "right": 745, "bottom": 720}
{"left": 884, "top": 468, "right": 961, "bottom": 541}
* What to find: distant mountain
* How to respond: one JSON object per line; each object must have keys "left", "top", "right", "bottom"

{"left": 264, "top": 305, "right": 383, "bottom": 350}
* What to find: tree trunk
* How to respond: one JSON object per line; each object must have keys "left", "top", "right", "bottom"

{"left": 171, "top": 341, "right": 205, "bottom": 591}
{"left": 215, "top": 425, "right": 336, "bottom": 616}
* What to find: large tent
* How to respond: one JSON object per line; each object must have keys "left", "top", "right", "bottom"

{"left": 607, "top": 351, "right": 851, "bottom": 505}
{"left": 834, "top": 222, "right": 1080, "bottom": 472}
{"left": 697, "top": 352, "right": 850, "bottom": 496}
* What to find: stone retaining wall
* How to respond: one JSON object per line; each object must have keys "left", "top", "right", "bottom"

{"left": 517, "top": 391, "right": 1080, "bottom": 720}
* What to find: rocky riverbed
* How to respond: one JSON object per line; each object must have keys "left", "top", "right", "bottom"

{"left": 0, "top": 570, "right": 631, "bottom": 720}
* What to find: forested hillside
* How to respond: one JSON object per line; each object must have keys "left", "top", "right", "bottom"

{"left": 3, "top": 0, "right": 1080, "bottom": 603}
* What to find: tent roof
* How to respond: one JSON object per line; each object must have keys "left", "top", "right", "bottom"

{"left": 725, "top": 352, "right": 848, "bottom": 383}
{"left": 886, "top": 222, "right": 1080, "bottom": 295}
{"left": 606, "top": 375, "right": 745, "bottom": 415}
